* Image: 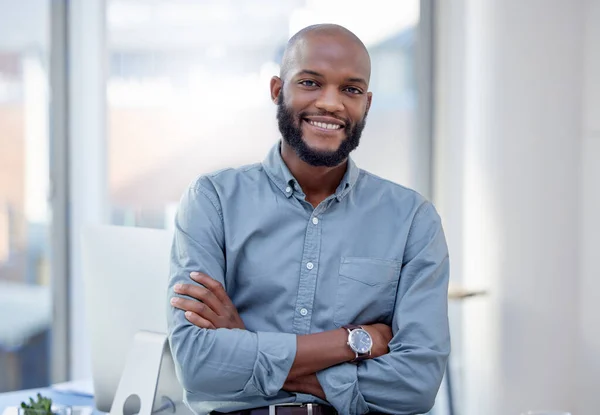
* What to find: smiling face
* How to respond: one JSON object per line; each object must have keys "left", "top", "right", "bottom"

{"left": 271, "top": 28, "right": 372, "bottom": 167}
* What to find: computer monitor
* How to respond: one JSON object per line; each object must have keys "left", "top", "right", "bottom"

{"left": 81, "top": 225, "right": 186, "bottom": 415}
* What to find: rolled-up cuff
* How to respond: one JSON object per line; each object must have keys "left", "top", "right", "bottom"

{"left": 248, "top": 332, "right": 297, "bottom": 397}
{"left": 317, "top": 364, "right": 369, "bottom": 415}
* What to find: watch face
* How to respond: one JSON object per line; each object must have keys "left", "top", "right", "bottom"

{"left": 349, "top": 329, "right": 373, "bottom": 354}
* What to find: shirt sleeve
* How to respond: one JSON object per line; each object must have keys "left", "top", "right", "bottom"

{"left": 316, "top": 202, "right": 451, "bottom": 415}
{"left": 167, "top": 179, "right": 297, "bottom": 401}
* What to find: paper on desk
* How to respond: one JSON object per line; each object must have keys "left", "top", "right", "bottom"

{"left": 51, "top": 379, "right": 94, "bottom": 397}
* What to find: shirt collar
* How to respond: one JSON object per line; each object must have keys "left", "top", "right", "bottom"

{"left": 335, "top": 156, "right": 360, "bottom": 201}
{"left": 262, "top": 141, "right": 360, "bottom": 201}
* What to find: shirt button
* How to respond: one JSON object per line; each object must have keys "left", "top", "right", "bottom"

{"left": 306, "top": 262, "right": 314, "bottom": 270}
{"left": 285, "top": 186, "right": 292, "bottom": 193}
{"left": 300, "top": 308, "right": 308, "bottom": 316}
{"left": 312, "top": 217, "right": 319, "bottom": 225}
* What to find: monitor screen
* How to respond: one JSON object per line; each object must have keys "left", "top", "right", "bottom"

{"left": 82, "top": 225, "right": 185, "bottom": 414}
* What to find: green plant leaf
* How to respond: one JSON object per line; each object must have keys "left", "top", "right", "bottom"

{"left": 20, "top": 393, "right": 54, "bottom": 415}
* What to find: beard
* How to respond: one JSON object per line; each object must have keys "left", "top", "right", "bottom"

{"left": 276, "top": 91, "right": 367, "bottom": 167}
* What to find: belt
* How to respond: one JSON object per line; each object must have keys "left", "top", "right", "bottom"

{"left": 212, "top": 403, "right": 337, "bottom": 415}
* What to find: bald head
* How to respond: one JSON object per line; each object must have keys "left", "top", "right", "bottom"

{"left": 280, "top": 24, "right": 371, "bottom": 83}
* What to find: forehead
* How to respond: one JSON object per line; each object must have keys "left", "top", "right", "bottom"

{"left": 287, "top": 33, "right": 371, "bottom": 83}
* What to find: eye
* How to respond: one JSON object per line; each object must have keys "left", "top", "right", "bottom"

{"left": 299, "top": 80, "right": 319, "bottom": 87}
{"left": 344, "top": 86, "right": 363, "bottom": 95}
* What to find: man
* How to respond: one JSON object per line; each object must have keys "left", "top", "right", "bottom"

{"left": 168, "top": 24, "right": 450, "bottom": 415}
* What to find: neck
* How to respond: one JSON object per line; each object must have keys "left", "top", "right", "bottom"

{"left": 280, "top": 140, "right": 347, "bottom": 207}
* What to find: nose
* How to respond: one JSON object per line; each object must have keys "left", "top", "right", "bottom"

{"left": 314, "top": 86, "right": 344, "bottom": 113}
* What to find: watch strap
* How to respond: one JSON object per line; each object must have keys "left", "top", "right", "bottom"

{"left": 342, "top": 324, "right": 362, "bottom": 331}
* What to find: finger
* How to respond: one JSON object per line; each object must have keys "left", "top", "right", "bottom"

{"left": 173, "top": 283, "right": 225, "bottom": 315}
{"left": 170, "top": 297, "right": 220, "bottom": 324}
{"left": 184, "top": 311, "right": 216, "bottom": 329}
{"left": 190, "top": 272, "right": 235, "bottom": 308}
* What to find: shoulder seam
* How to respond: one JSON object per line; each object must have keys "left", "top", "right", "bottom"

{"left": 192, "top": 181, "right": 224, "bottom": 222}
{"left": 405, "top": 201, "right": 432, "bottom": 249}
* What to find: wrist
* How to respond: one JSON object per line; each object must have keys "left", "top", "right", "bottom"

{"left": 339, "top": 328, "right": 358, "bottom": 362}
{"left": 286, "top": 374, "right": 326, "bottom": 400}
{"left": 289, "top": 327, "right": 364, "bottom": 381}
{"left": 342, "top": 325, "right": 373, "bottom": 363}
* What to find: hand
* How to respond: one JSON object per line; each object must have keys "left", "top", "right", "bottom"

{"left": 363, "top": 323, "right": 393, "bottom": 359}
{"left": 171, "top": 272, "right": 245, "bottom": 330}
{"left": 283, "top": 373, "right": 326, "bottom": 400}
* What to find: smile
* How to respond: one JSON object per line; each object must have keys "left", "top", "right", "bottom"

{"left": 304, "top": 119, "right": 343, "bottom": 130}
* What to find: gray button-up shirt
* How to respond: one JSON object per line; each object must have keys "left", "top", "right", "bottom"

{"left": 167, "top": 143, "right": 450, "bottom": 415}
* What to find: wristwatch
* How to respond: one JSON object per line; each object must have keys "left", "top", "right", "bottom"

{"left": 343, "top": 324, "right": 373, "bottom": 363}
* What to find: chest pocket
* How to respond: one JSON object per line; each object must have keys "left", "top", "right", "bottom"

{"left": 333, "top": 256, "right": 401, "bottom": 327}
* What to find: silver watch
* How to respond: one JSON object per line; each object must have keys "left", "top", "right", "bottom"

{"left": 343, "top": 325, "right": 373, "bottom": 363}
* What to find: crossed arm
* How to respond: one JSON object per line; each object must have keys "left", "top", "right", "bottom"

{"left": 168, "top": 183, "right": 450, "bottom": 414}
{"left": 170, "top": 272, "right": 393, "bottom": 400}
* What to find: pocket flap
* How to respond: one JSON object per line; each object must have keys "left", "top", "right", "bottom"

{"left": 339, "top": 257, "right": 401, "bottom": 286}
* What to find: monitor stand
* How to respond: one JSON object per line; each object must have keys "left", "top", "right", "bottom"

{"left": 109, "top": 330, "right": 192, "bottom": 415}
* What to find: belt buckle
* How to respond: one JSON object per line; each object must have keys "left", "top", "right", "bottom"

{"left": 268, "top": 403, "right": 313, "bottom": 415}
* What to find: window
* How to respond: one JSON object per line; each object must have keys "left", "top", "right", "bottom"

{"left": 0, "top": 0, "right": 52, "bottom": 391}
{"left": 106, "top": 0, "right": 425, "bottom": 230}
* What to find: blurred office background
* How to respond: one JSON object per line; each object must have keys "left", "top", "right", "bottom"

{"left": 0, "top": 1, "right": 598, "bottom": 415}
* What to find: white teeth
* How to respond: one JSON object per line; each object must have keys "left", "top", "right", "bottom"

{"left": 309, "top": 120, "right": 341, "bottom": 130}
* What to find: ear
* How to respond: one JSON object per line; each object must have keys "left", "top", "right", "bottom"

{"left": 366, "top": 91, "right": 373, "bottom": 114}
{"left": 270, "top": 76, "right": 283, "bottom": 105}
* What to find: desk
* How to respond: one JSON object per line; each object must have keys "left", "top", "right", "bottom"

{"left": 448, "top": 284, "right": 487, "bottom": 300}
{"left": 0, "top": 388, "right": 95, "bottom": 415}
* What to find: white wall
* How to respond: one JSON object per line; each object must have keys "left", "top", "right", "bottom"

{"left": 578, "top": 0, "right": 600, "bottom": 414}
{"left": 435, "top": 1, "right": 587, "bottom": 414}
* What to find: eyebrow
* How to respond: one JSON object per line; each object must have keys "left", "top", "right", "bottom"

{"left": 296, "top": 69, "right": 368, "bottom": 86}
